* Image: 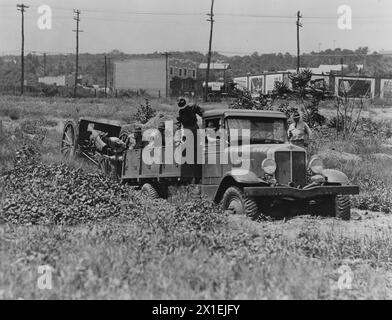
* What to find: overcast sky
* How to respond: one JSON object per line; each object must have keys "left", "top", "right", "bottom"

{"left": 0, "top": 0, "right": 391, "bottom": 56}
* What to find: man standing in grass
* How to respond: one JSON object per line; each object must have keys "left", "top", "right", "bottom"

{"left": 287, "top": 111, "right": 312, "bottom": 148}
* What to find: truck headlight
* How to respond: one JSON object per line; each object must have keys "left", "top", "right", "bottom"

{"left": 261, "top": 158, "right": 276, "bottom": 175}
{"left": 309, "top": 157, "right": 323, "bottom": 174}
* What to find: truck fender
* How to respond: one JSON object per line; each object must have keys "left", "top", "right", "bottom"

{"left": 321, "top": 169, "right": 350, "bottom": 185}
{"left": 228, "top": 169, "right": 263, "bottom": 184}
{"left": 214, "top": 170, "right": 265, "bottom": 202}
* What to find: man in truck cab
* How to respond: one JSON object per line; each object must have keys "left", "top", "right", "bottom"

{"left": 287, "top": 111, "right": 312, "bottom": 148}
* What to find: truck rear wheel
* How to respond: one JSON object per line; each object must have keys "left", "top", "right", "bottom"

{"left": 141, "top": 183, "right": 160, "bottom": 200}
{"left": 222, "top": 186, "right": 260, "bottom": 220}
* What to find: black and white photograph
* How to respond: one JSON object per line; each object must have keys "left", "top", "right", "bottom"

{"left": 0, "top": 0, "right": 392, "bottom": 305}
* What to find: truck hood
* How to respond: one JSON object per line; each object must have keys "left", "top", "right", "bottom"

{"left": 227, "top": 143, "right": 306, "bottom": 161}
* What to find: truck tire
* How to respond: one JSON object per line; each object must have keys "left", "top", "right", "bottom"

{"left": 141, "top": 183, "right": 160, "bottom": 200}
{"left": 312, "top": 195, "right": 351, "bottom": 220}
{"left": 335, "top": 195, "right": 351, "bottom": 221}
{"left": 221, "top": 186, "right": 260, "bottom": 220}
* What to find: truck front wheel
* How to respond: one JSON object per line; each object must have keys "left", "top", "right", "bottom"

{"left": 221, "top": 186, "right": 260, "bottom": 220}
{"left": 311, "top": 195, "right": 351, "bottom": 220}
{"left": 335, "top": 195, "right": 351, "bottom": 221}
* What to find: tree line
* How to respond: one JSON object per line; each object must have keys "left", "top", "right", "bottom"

{"left": 1, "top": 47, "right": 391, "bottom": 88}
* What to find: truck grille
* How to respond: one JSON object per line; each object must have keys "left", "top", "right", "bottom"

{"left": 275, "top": 151, "right": 306, "bottom": 187}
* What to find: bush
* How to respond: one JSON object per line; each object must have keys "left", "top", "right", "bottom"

{"left": 8, "top": 109, "right": 20, "bottom": 121}
{"left": 20, "top": 119, "right": 48, "bottom": 136}
{"left": 0, "top": 108, "right": 21, "bottom": 121}
{"left": 134, "top": 99, "right": 156, "bottom": 124}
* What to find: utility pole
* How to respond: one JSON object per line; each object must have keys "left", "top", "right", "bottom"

{"left": 17, "top": 4, "right": 29, "bottom": 95}
{"left": 296, "top": 10, "right": 302, "bottom": 73}
{"left": 340, "top": 57, "right": 345, "bottom": 96}
{"left": 204, "top": 0, "right": 215, "bottom": 102}
{"left": 73, "top": 9, "right": 82, "bottom": 98}
{"left": 108, "top": 57, "right": 113, "bottom": 88}
{"left": 43, "top": 52, "right": 47, "bottom": 76}
{"left": 162, "top": 52, "right": 170, "bottom": 98}
{"left": 104, "top": 55, "right": 107, "bottom": 98}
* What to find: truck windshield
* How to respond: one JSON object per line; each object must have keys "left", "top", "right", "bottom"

{"left": 227, "top": 117, "right": 287, "bottom": 144}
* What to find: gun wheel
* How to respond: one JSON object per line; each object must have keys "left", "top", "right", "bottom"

{"left": 61, "top": 120, "right": 78, "bottom": 158}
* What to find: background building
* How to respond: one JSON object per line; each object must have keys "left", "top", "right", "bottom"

{"left": 38, "top": 74, "right": 80, "bottom": 87}
{"left": 113, "top": 57, "right": 198, "bottom": 97}
{"left": 234, "top": 72, "right": 291, "bottom": 96}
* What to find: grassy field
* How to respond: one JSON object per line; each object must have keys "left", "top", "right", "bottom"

{"left": 1, "top": 95, "right": 392, "bottom": 299}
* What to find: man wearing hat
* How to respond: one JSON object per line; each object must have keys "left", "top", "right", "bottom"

{"left": 176, "top": 97, "right": 204, "bottom": 164}
{"left": 127, "top": 126, "right": 144, "bottom": 150}
{"left": 176, "top": 97, "right": 204, "bottom": 131}
{"left": 287, "top": 111, "right": 312, "bottom": 148}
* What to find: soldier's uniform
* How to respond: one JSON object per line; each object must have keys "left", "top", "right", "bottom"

{"left": 90, "top": 129, "right": 126, "bottom": 153}
{"left": 90, "top": 129, "right": 109, "bottom": 153}
{"left": 127, "top": 127, "right": 143, "bottom": 150}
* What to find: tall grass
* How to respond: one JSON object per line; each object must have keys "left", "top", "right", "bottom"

{"left": 1, "top": 208, "right": 392, "bottom": 299}
{"left": 309, "top": 125, "right": 392, "bottom": 213}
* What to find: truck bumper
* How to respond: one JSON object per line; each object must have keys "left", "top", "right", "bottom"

{"left": 243, "top": 185, "right": 359, "bottom": 199}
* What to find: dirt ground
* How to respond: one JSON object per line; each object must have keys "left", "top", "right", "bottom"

{"left": 229, "top": 209, "right": 392, "bottom": 241}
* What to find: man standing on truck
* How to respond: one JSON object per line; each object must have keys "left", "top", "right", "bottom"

{"left": 176, "top": 97, "right": 204, "bottom": 131}
{"left": 287, "top": 111, "right": 312, "bottom": 148}
{"left": 176, "top": 97, "right": 204, "bottom": 164}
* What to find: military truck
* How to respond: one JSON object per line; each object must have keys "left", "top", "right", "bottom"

{"left": 62, "top": 109, "right": 359, "bottom": 220}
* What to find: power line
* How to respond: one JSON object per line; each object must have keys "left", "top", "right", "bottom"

{"left": 2, "top": 4, "right": 391, "bottom": 19}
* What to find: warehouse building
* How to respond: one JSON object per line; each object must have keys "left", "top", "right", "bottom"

{"left": 113, "top": 57, "right": 198, "bottom": 97}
